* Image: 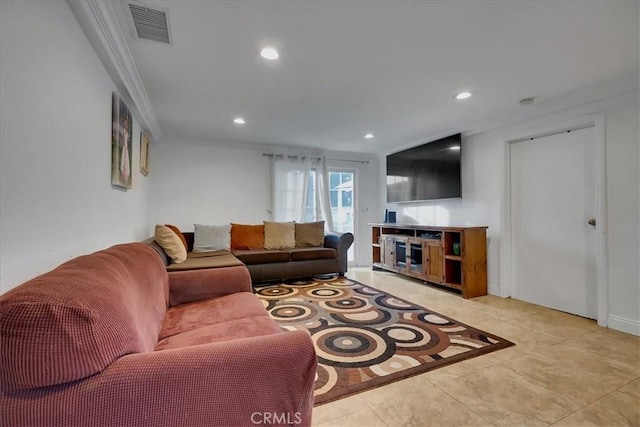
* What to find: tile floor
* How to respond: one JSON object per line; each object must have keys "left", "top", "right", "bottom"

{"left": 311, "top": 268, "right": 640, "bottom": 427}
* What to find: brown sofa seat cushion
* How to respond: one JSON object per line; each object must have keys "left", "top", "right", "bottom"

{"left": 155, "top": 316, "right": 282, "bottom": 351}
{"left": 232, "top": 249, "right": 291, "bottom": 265}
{"left": 166, "top": 252, "right": 243, "bottom": 271}
{"left": 159, "top": 292, "right": 268, "bottom": 340}
{"left": 289, "top": 247, "right": 337, "bottom": 262}
{"left": 0, "top": 243, "right": 168, "bottom": 391}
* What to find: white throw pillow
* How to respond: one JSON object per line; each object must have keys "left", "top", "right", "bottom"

{"left": 193, "top": 224, "right": 231, "bottom": 252}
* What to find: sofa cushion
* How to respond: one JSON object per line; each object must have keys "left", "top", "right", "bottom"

{"left": 230, "top": 223, "right": 265, "bottom": 250}
{"left": 295, "top": 221, "right": 325, "bottom": 247}
{"left": 264, "top": 221, "right": 295, "bottom": 249}
{"left": 155, "top": 316, "right": 282, "bottom": 350}
{"left": 155, "top": 224, "right": 187, "bottom": 263}
{"left": 165, "top": 224, "right": 188, "bottom": 251}
{"left": 0, "top": 243, "right": 168, "bottom": 391}
{"left": 193, "top": 223, "right": 231, "bottom": 252}
{"left": 290, "top": 247, "right": 337, "bottom": 261}
{"left": 166, "top": 252, "right": 243, "bottom": 271}
{"left": 159, "top": 292, "right": 269, "bottom": 340}
{"left": 232, "top": 249, "right": 291, "bottom": 265}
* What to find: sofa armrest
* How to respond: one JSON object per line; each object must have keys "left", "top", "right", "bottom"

{"left": 143, "top": 238, "right": 170, "bottom": 266}
{"left": 168, "top": 265, "right": 252, "bottom": 306}
{"left": 324, "top": 231, "right": 354, "bottom": 275}
{"left": 3, "top": 330, "right": 317, "bottom": 427}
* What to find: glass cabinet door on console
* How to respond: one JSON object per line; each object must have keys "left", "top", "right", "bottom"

{"left": 394, "top": 238, "right": 408, "bottom": 271}
{"left": 408, "top": 239, "right": 424, "bottom": 275}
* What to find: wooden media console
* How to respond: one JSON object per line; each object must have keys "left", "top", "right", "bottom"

{"left": 371, "top": 224, "right": 488, "bottom": 299}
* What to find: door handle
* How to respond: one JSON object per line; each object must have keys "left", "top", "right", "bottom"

{"left": 588, "top": 218, "right": 596, "bottom": 226}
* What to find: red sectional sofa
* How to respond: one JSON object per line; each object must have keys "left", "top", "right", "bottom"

{"left": 0, "top": 243, "right": 317, "bottom": 427}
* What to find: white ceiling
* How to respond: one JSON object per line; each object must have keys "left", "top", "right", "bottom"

{"left": 115, "top": 0, "right": 639, "bottom": 154}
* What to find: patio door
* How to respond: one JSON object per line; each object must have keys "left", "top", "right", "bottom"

{"left": 329, "top": 170, "right": 355, "bottom": 262}
{"left": 303, "top": 169, "right": 356, "bottom": 262}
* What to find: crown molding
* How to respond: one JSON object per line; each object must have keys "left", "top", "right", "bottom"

{"left": 67, "top": 0, "right": 162, "bottom": 141}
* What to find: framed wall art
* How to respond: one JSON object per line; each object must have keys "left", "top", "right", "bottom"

{"left": 140, "top": 131, "right": 150, "bottom": 176}
{"left": 111, "top": 92, "right": 133, "bottom": 189}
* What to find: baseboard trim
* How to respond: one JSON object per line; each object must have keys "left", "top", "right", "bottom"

{"left": 487, "top": 283, "right": 500, "bottom": 297}
{"left": 607, "top": 315, "right": 640, "bottom": 336}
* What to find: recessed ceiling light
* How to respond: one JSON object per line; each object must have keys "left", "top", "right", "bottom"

{"left": 233, "top": 117, "right": 246, "bottom": 125}
{"left": 364, "top": 133, "right": 374, "bottom": 139}
{"left": 260, "top": 47, "right": 279, "bottom": 60}
{"left": 450, "top": 146, "right": 461, "bottom": 151}
{"left": 455, "top": 91, "right": 472, "bottom": 100}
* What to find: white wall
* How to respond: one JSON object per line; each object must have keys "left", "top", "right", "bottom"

{"left": 148, "top": 141, "right": 271, "bottom": 227}
{"left": 605, "top": 97, "right": 640, "bottom": 333}
{"left": 380, "top": 88, "right": 640, "bottom": 334}
{"left": 148, "top": 139, "right": 379, "bottom": 266}
{"left": 0, "top": 1, "right": 151, "bottom": 292}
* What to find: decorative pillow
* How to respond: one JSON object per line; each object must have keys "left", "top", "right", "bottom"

{"left": 230, "top": 223, "right": 265, "bottom": 250}
{"left": 193, "top": 224, "right": 231, "bottom": 252}
{"left": 264, "top": 221, "right": 295, "bottom": 250}
{"left": 154, "top": 224, "right": 187, "bottom": 263}
{"left": 295, "top": 221, "right": 325, "bottom": 247}
{"left": 165, "top": 224, "right": 188, "bottom": 251}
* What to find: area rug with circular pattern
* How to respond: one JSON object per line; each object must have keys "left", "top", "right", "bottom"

{"left": 254, "top": 276, "right": 515, "bottom": 406}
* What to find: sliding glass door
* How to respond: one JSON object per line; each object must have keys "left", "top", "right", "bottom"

{"left": 329, "top": 170, "right": 355, "bottom": 262}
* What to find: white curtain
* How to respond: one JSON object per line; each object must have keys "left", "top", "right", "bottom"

{"left": 316, "top": 157, "right": 334, "bottom": 231}
{"left": 270, "top": 155, "right": 334, "bottom": 230}
{"left": 271, "top": 155, "right": 310, "bottom": 222}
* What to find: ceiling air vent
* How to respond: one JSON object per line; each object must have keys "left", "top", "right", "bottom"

{"left": 125, "top": 1, "right": 172, "bottom": 45}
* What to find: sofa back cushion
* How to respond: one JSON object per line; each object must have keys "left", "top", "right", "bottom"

{"left": 0, "top": 243, "right": 169, "bottom": 391}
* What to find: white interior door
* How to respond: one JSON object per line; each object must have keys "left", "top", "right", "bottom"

{"left": 510, "top": 126, "right": 597, "bottom": 318}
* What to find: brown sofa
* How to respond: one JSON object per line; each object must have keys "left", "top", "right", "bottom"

{"left": 152, "top": 231, "right": 354, "bottom": 283}
{"left": 0, "top": 243, "right": 317, "bottom": 427}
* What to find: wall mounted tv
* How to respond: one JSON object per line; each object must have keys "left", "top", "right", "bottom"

{"left": 386, "top": 133, "right": 462, "bottom": 202}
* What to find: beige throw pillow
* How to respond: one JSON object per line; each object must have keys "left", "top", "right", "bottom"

{"left": 295, "top": 221, "right": 325, "bottom": 247}
{"left": 154, "top": 224, "right": 187, "bottom": 263}
{"left": 264, "top": 221, "right": 295, "bottom": 250}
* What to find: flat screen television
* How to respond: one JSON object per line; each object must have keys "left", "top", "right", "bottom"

{"left": 386, "top": 133, "right": 462, "bottom": 202}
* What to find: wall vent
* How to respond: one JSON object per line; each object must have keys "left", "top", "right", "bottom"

{"left": 125, "top": 1, "right": 172, "bottom": 45}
